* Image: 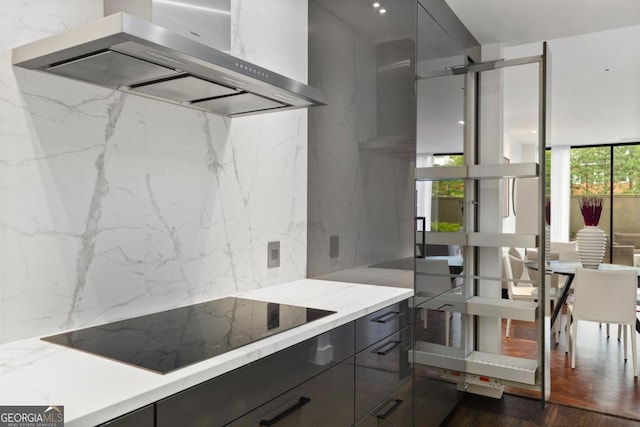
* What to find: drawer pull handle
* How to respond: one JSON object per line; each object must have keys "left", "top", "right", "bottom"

{"left": 372, "top": 340, "right": 402, "bottom": 356}
{"left": 436, "top": 303, "right": 453, "bottom": 311}
{"left": 371, "top": 311, "right": 401, "bottom": 323}
{"left": 376, "top": 398, "right": 403, "bottom": 420}
{"left": 259, "top": 397, "right": 311, "bottom": 426}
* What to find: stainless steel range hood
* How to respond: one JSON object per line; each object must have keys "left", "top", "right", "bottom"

{"left": 11, "top": 5, "right": 325, "bottom": 117}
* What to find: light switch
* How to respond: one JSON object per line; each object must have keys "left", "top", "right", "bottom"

{"left": 268, "top": 241, "right": 280, "bottom": 268}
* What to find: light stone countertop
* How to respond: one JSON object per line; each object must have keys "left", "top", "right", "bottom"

{"left": 0, "top": 279, "right": 413, "bottom": 426}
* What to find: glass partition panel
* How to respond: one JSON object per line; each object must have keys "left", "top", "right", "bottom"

{"left": 412, "top": 2, "right": 476, "bottom": 422}
{"left": 431, "top": 155, "right": 465, "bottom": 234}
{"left": 307, "top": 0, "right": 416, "bottom": 285}
{"left": 414, "top": 40, "right": 550, "bottom": 402}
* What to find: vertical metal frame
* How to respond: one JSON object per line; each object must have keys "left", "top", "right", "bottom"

{"left": 466, "top": 51, "right": 548, "bottom": 399}
{"left": 413, "top": 46, "right": 549, "bottom": 398}
{"left": 463, "top": 65, "right": 477, "bottom": 356}
{"left": 539, "top": 41, "right": 551, "bottom": 402}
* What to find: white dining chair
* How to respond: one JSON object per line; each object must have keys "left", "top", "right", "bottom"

{"left": 565, "top": 268, "right": 638, "bottom": 377}
{"left": 502, "top": 253, "right": 538, "bottom": 337}
{"left": 551, "top": 241, "right": 579, "bottom": 262}
{"left": 524, "top": 250, "right": 565, "bottom": 343}
{"left": 503, "top": 253, "right": 559, "bottom": 339}
{"left": 551, "top": 241, "right": 579, "bottom": 290}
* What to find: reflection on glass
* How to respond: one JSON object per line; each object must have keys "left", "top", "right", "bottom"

{"left": 503, "top": 62, "right": 540, "bottom": 153}
{"left": 417, "top": 75, "right": 465, "bottom": 155}
{"left": 306, "top": 0, "right": 415, "bottom": 286}
{"left": 431, "top": 181, "right": 464, "bottom": 232}
{"left": 413, "top": 256, "right": 465, "bottom": 354}
{"left": 414, "top": 294, "right": 465, "bottom": 352}
{"left": 415, "top": 258, "right": 461, "bottom": 297}
{"left": 416, "top": 154, "right": 465, "bottom": 237}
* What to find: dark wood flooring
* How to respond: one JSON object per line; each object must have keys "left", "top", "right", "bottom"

{"left": 442, "top": 392, "right": 640, "bottom": 426}
{"left": 505, "top": 315, "right": 640, "bottom": 421}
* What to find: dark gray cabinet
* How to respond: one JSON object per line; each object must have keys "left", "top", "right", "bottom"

{"left": 355, "top": 380, "right": 413, "bottom": 427}
{"left": 100, "top": 298, "right": 415, "bottom": 427}
{"left": 355, "top": 325, "right": 413, "bottom": 422}
{"left": 354, "top": 301, "right": 413, "bottom": 424}
{"left": 229, "top": 357, "right": 354, "bottom": 426}
{"left": 356, "top": 300, "right": 411, "bottom": 353}
{"left": 156, "top": 322, "right": 354, "bottom": 427}
{"left": 97, "top": 404, "right": 154, "bottom": 427}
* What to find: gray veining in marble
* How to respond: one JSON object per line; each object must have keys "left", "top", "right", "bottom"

{"left": 1, "top": 0, "right": 309, "bottom": 343}
{"left": 68, "top": 93, "right": 126, "bottom": 327}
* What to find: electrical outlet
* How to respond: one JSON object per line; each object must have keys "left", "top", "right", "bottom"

{"left": 268, "top": 241, "right": 280, "bottom": 268}
{"left": 330, "top": 235, "right": 339, "bottom": 258}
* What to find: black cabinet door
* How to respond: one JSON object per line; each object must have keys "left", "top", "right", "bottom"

{"left": 356, "top": 300, "right": 410, "bottom": 353}
{"left": 229, "top": 357, "right": 355, "bottom": 427}
{"left": 411, "top": 375, "right": 461, "bottom": 427}
{"left": 156, "top": 323, "right": 354, "bottom": 427}
{"left": 355, "top": 380, "right": 413, "bottom": 427}
{"left": 355, "top": 325, "right": 413, "bottom": 422}
{"left": 98, "top": 404, "right": 154, "bottom": 427}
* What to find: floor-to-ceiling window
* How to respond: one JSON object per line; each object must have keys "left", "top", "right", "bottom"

{"left": 569, "top": 143, "right": 640, "bottom": 264}
{"left": 612, "top": 144, "right": 640, "bottom": 266}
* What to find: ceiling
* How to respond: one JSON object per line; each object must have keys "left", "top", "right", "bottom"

{"left": 444, "top": 0, "right": 640, "bottom": 148}
{"left": 446, "top": 0, "right": 640, "bottom": 46}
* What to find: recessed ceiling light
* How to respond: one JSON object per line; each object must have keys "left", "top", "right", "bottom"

{"left": 531, "top": 129, "right": 537, "bottom": 133}
{"left": 458, "top": 120, "right": 464, "bottom": 125}
{"left": 379, "top": 8, "right": 387, "bottom": 14}
{"left": 373, "top": 1, "right": 381, "bottom": 8}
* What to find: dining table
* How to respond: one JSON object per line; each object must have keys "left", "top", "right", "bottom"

{"left": 525, "top": 260, "right": 640, "bottom": 333}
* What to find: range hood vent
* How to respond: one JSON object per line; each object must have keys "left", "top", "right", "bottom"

{"left": 359, "top": 39, "right": 416, "bottom": 159}
{"left": 11, "top": 11, "right": 326, "bottom": 117}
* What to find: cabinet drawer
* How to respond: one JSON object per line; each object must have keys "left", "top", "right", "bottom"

{"left": 355, "top": 325, "right": 413, "bottom": 421}
{"left": 355, "top": 380, "right": 413, "bottom": 427}
{"left": 356, "top": 299, "right": 410, "bottom": 352}
{"left": 156, "top": 322, "right": 354, "bottom": 427}
{"left": 98, "top": 404, "right": 154, "bottom": 427}
{"left": 229, "top": 357, "right": 354, "bottom": 427}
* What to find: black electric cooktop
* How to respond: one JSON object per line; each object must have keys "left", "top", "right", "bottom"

{"left": 42, "top": 297, "right": 335, "bottom": 374}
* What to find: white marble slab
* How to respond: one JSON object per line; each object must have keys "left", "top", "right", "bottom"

{"left": 0, "top": 280, "right": 412, "bottom": 426}
{"left": 313, "top": 267, "right": 414, "bottom": 289}
{"left": 1, "top": 0, "right": 308, "bottom": 344}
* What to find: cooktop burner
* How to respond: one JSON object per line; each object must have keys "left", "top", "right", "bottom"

{"left": 42, "top": 297, "right": 335, "bottom": 374}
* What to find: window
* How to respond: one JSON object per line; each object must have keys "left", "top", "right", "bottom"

{"left": 569, "top": 143, "right": 640, "bottom": 264}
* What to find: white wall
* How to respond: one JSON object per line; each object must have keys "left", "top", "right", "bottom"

{"left": 0, "top": 0, "right": 308, "bottom": 343}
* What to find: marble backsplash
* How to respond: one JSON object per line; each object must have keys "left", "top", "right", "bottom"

{"left": 0, "top": 0, "right": 309, "bottom": 343}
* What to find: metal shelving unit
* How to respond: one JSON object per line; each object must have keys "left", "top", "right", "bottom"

{"left": 412, "top": 44, "right": 550, "bottom": 401}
